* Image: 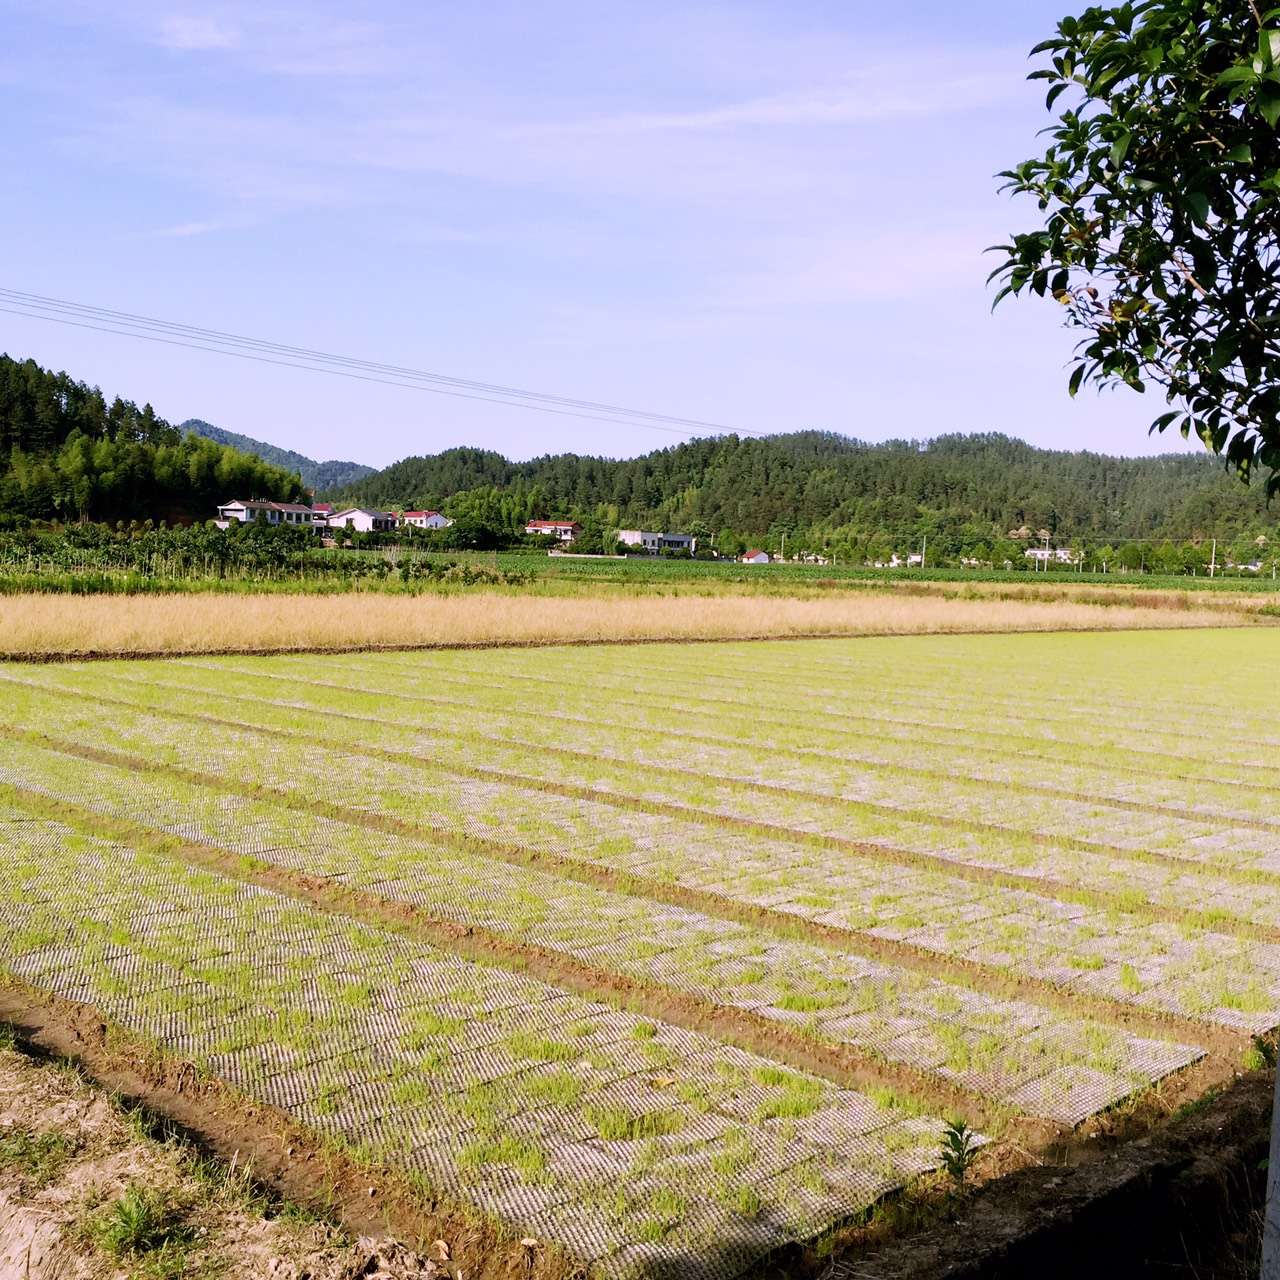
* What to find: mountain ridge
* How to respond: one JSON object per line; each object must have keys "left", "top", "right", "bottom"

{"left": 182, "top": 419, "right": 374, "bottom": 492}
{"left": 328, "top": 430, "right": 1268, "bottom": 542}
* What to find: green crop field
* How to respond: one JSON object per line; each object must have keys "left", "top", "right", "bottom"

{"left": 1, "top": 628, "right": 1277, "bottom": 1277}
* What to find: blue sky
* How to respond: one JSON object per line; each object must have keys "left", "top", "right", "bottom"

{"left": 0, "top": 1, "right": 1204, "bottom": 467}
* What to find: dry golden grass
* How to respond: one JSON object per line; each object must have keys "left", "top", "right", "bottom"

{"left": 0, "top": 589, "right": 1265, "bottom": 658}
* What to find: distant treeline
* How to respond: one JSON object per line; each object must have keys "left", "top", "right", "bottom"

{"left": 0, "top": 354, "right": 302, "bottom": 522}
{"left": 332, "top": 433, "right": 1280, "bottom": 558}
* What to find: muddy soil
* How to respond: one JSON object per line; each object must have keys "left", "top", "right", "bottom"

{"left": 0, "top": 1030, "right": 456, "bottom": 1278}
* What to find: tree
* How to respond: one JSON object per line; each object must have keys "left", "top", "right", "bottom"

{"left": 992, "top": 1, "right": 1280, "bottom": 491}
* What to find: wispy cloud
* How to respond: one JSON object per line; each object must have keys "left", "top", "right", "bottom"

{"left": 153, "top": 14, "right": 238, "bottom": 51}
{"left": 525, "top": 68, "right": 1019, "bottom": 137}
{"left": 150, "top": 218, "right": 234, "bottom": 238}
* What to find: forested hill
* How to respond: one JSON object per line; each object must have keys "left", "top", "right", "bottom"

{"left": 182, "top": 419, "right": 374, "bottom": 492}
{"left": 332, "top": 432, "right": 1271, "bottom": 543}
{"left": 0, "top": 355, "right": 303, "bottom": 523}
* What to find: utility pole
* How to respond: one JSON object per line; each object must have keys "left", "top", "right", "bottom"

{"left": 1210, "top": 538, "right": 1217, "bottom": 579}
{"left": 1266, "top": 1089, "right": 1280, "bottom": 1276}
{"left": 921, "top": 534, "right": 927, "bottom": 570}
{"left": 780, "top": 532, "right": 786, "bottom": 563}
{"left": 1042, "top": 531, "right": 1050, "bottom": 573}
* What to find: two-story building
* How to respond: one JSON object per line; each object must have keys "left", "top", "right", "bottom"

{"left": 617, "top": 530, "right": 697, "bottom": 554}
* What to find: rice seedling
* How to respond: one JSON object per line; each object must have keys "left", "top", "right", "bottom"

{"left": 5, "top": 629, "right": 1280, "bottom": 1275}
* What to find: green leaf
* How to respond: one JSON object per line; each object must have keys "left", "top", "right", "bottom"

{"left": 1184, "top": 191, "right": 1210, "bottom": 225}
{"left": 1110, "top": 131, "right": 1132, "bottom": 167}
{"left": 1225, "top": 143, "right": 1254, "bottom": 163}
{"left": 1216, "top": 64, "right": 1258, "bottom": 86}
{"left": 1261, "top": 85, "right": 1280, "bottom": 129}
{"left": 1068, "top": 364, "right": 1086, "bottom": 398}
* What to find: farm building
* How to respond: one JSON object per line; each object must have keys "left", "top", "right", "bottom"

{"left": 617, "top": 529, "right": 697, "bottom": 553}
{"left": 326, "top": 507, "right": 397, "bottom": 533}
{"left": 214, "top": 499, "right": 321, "bottom": 529}
{"left": 741, "top": 548, "right": 770, "bottom": 564}
{"left": 525, "top": 519, "right": 582, "bottom": 542}
{"left": 400, "top": 510, "right": 453, "bottom": 529}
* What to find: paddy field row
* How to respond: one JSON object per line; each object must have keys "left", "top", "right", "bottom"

{"left": 0, "top": 628, "right": 1272, "bottom": 1277}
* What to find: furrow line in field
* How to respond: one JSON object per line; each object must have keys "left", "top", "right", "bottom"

{"left": 0, "top": 724, "right": 1250, "bottom": 1058}
{"left": 628, "top": 643, "right": 1280, "bottom": 744}
{"left": 6, "top": 800, "right": 972, "bottom": 1274}
{"left": 149, "top": 661, "right": 1280, "bottom": 831}
{"left": 752, "top": 643, "right": 1268, "bottom": 730}
{"left": 0, "top": 977, "right": 582, "bottom": 1280}
{"left": 349, "top": 651, "right": 1275, "bottom": 782}
{"left": 0, "top": 741, "right": 1212, "bottom": 1128}
{"left": 294, "top": 652, "right": 1278, "bottom": 796}
{"left": 12, "top": 672, "right": 1280, "bottom": 910}
{"left": 0, "top": 778, "right": 1018, "bottom": 1134}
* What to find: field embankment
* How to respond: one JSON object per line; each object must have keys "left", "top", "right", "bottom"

{"left": 0, "top": 588, "right": 1268, "bottom": 658}
{"left": 0, "top": 1017, "right": 445, "bottom": 1279}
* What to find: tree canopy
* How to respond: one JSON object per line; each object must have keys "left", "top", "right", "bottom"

{"left": 992, "top": 1, "right": 1280, "bottom": 490}
{"left": 0, "top": 355, "right": 303, "bottom": 522}
{"left": 333, "top": 430, "right": 1280, "bottom": 560}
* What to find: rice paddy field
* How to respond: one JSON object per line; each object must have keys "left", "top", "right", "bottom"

{"left": 1, "top": 626, "right": 1277, "bottom": 1277}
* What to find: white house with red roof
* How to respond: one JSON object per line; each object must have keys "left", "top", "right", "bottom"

{"left": 525, "top": 519, "right": 582, "bottom": 542}
{"left": 740, "top": 549, "right": 770, "bottom": 564}
{"left": 399, "top": 510, "right": 453, "bottom": 529}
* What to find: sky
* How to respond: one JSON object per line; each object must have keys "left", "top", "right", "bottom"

{"left": 0, "top": 1, "right": 1207, "bottom": 468}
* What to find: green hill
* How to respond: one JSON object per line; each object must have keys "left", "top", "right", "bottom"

{"left": 333, "top": 431, "right": 1272, "bottom": 548}
{"left": 182, "top": 419, "right": 374, "bottom": 492}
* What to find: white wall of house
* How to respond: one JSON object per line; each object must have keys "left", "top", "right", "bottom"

{"left": 618, "top": 529, "right": 696, "bottom": 553}
{"left": 526, "top": 522, "right": 580, "bottom": 541}
{"left": 330, "top": 508, "right": 396, "bottom": 533}
{"left": 216, "top": 501, "right": 316, "bottom": 527}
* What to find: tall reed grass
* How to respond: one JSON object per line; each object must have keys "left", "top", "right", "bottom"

{"left": 0, "top": 590, "right": 1262, "bottom": 659}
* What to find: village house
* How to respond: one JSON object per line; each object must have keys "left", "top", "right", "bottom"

{"left": 326, "top": 507, "right": 397, "bottom": 533}
{"left": 1024, "top": 546, "right": 1076, "bottom": 564}
{"left": 741, "top": 549, "right": 770, "bottom": 564}
{"left": 214, "top": 499, "right": 320, "bottom": 530}
{"left": 617, "top": 529, "right": 697, "bottom": 554}
{"left": 400, "top": 510, "right": 453, "bottom": 529}
{"left": 525, "top": 519, "right": 582, "bottom": 542}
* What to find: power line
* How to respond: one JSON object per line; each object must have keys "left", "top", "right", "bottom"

{"left": 0, "top": 287, "right": 772, "bottom": 440}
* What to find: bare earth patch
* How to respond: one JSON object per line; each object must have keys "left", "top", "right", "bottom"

{"left": 0, "top": 1036, "right": 444, "bottom": 1279}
